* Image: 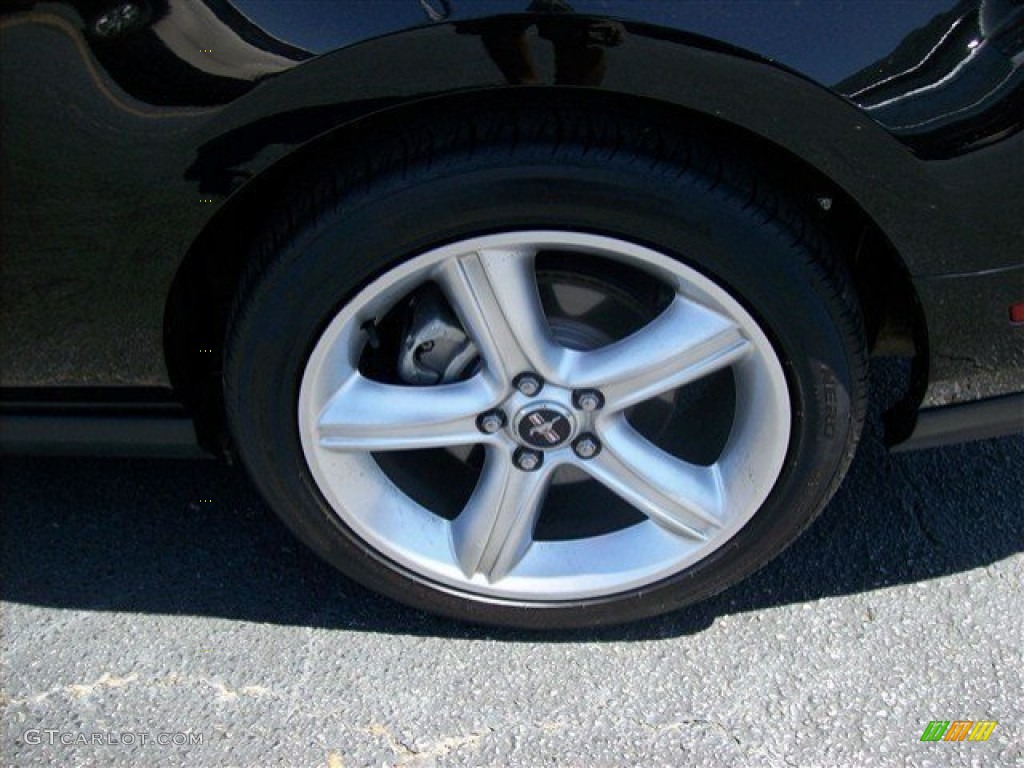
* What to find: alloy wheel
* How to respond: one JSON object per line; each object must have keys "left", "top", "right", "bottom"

{"left": 298, "top": 231, "right": 792, "bottom": 600}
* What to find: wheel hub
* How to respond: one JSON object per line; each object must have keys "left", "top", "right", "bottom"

{"left": 514, "top": 402, "right": 576, "bottom": 449}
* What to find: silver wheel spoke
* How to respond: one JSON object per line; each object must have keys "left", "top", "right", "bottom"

{"left": 585, "top": 416, "right": 725, "bottom": 539}
{"left": 571, "top": 296, "right": 751, "bottom": 410}
{"left": 450, "top": 449, "right": 552, "bottom": 581}
{"left": 317, "top": 372, "right": 497, "bottom": 452}
{"left": 435, "top": 247, "right": 561, "bottom": 383}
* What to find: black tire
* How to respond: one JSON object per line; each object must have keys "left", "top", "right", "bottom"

{"left": 224, "top": 102, "right": 867, "bottom": 629}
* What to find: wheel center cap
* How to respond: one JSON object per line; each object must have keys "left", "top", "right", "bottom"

{"left": 515, "top": 403, "right": 575, "bottom": 449}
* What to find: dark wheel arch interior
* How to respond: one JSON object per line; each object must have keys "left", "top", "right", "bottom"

{"left": 163, "top": 87, "right": 926, "bottom": 455}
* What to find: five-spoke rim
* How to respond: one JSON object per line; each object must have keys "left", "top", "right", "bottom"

{"left": 298, "top": 232, "right": 791, "bottom": 600}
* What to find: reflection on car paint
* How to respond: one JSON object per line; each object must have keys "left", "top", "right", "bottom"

{"left": 0, "top": 0, "right": 1021, "bottom": 417}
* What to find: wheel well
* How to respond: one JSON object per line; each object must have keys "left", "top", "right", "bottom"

{"left": 164, "top": 88, "right": 926, "bottom": 454}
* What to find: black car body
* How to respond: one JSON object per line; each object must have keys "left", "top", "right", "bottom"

{"left": 2, "top": 0, "right": 1022, "bottom": 627}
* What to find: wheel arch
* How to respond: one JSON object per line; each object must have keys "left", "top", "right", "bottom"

{"left": 164, "top": 35, "right": 928, "bottom": 452}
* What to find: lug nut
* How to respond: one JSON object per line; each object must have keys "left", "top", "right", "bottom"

{"left": 514, "top": 447, "right": 543, "bottom": 471}
{"left": 573, "top": 434, "right": 601, "bottom": 459}
{"left": 477, "top": 410, "right": 506, "bottom": 434}
{"left": 573, "top": 389, "right": 604, "bottom": 412}
{"left": 514, "top": 373, "right": 544, "bottom": 397}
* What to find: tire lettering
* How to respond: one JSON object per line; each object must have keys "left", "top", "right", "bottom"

{"left": 821, "top": 367, "right": 838, "bottom": 438}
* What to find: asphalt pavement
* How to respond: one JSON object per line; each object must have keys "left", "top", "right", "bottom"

{"left": 2, "top": 368, "right": 1022, "bottom": 767}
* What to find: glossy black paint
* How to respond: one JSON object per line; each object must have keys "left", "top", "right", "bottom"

{"left": 1, "top": 0, "right": 1022, "bottom": 445}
